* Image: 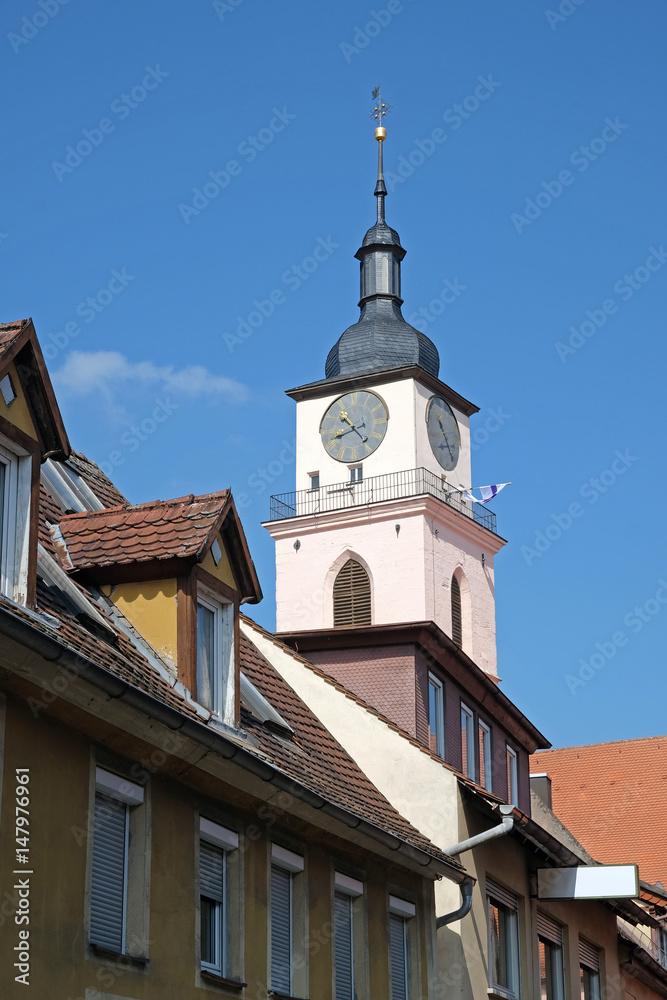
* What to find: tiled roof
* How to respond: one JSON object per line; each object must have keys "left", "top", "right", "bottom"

{"left": 69, "top": 451, "right": 128, "bottom": 509}
{"left": 533, "top": 737, "right": 667, "bottom": 886}
{"left": 240, "top": 631, "right": 465, "bottom": 870}
{"left": 19, "top": 477, "right": 460, "bottom": 873}
{"left": 57, "top": 490, "right": 230, "bottom": 571}
{"left": 0, "top": 319, "right": 28, "bottom": 357}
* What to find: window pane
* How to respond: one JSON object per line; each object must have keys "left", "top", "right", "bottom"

{"left": 201, "top": 898, "right": 219, "bottom": 968}
{"left": 334, "top": 892, "right": 354, "bottom": 1000}
{"left": 428, "top": 678, "right": 444, "bottom": 757}
{"left": 479, "top": 724, "right": 492, "bottom": 791}
{"left": 389, "top": 913, "right": 408, "bottom": 1000}
{"left": 90, "top": 793, "right": 127, "bottom": 953}
{"left": 197, "top": 603, "right": 216, "bottom": 710}
{"left": 507, "top": 747, "right": 518, "bottom": 804}
{"left": 271, "top": 866, "right": 292, "bottom": 993}
{"left": 489, "top": 898, "right": 519, "bottom": 996}
{"left": 461, "top": 707, "right": 475, "bottom": 778}
{"left": 581, "top": 966, "right": 601, "bottom": 1000}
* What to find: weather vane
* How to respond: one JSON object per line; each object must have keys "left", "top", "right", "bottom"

{"left": 369, "top": 86, "right": 392, "bottom": 140}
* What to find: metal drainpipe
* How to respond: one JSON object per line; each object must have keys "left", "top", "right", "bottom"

{"left": 436, "top": 877, "right": 474, "bottom": 928}
{"left": 435, "top": 805, "right": 515, "bottom": 928}
{"left": 444, "top": 804, "right": 515, "bottom": 857}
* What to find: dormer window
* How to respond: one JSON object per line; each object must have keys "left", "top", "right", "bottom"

{"left": 0, "top": 439, "right": 32, "bottom": 605}
{"left": 197, "top": 587, "right": 235, "bottom": 724}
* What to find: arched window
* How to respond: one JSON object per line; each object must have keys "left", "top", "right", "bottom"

{"left": 451, "top": 575, "right": 463, "bottom": 646}
{"left": 333, "top": 560, "right": 371, "bottom": 627}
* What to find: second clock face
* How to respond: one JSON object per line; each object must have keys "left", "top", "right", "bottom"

{"left": 426, "top": 396, "right": 460, "bottom": 471}
{"left": 320, "top": 391, "right": 388, "bottom": 462}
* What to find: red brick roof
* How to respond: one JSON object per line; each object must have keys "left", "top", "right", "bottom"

{"left": 533, "top": 737, "right": 667, "bottom": 886}
{"left": 0, "top": 319, "right": 28, "bottom": 356}
{"left": 57, "top": 490, "right": 230, "bottom": 571}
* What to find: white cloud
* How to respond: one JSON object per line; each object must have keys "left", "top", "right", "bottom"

{"left": 53, "top": 351, "right": 248, "bottom": 404}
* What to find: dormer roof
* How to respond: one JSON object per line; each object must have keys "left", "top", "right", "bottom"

{"left": 54, "top": 490, "right": 262, "bottom": 601}
{"left": 0, "top": 317, "right": 70, "bottom": 459}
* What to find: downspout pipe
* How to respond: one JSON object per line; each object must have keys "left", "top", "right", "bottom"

{"left": 444, "top": 804, "right": 515, "bottom": 857}
{"left": 436, "top": 877, "right": 474, "bottom": 928}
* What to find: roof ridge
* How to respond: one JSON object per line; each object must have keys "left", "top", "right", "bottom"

{"left": 538, "top": 734, "right": 667, "bottom": 752}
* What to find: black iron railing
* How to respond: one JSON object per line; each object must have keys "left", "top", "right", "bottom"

{"left": 268, "top": 467, "right": 498, "bottom": 535}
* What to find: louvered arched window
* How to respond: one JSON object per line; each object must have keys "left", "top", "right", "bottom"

{"left": 333, "top": 560, "right": 371, "bottom": 627}
{"left": 451, "top": 575, "right": 463, "bottom": 646}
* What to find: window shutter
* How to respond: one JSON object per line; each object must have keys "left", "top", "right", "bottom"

{"left": 537, "top": 911, "right": 562, "bottom": 945}
{"left": 486, "top": 876, "right": 518, "bottom": 910}
{"left": 271, "top": 865, "right": 292, "bottom": 993}
{"left": 451, "top": 576, "right": 462, "bottom": 646}
{"left": 334, "top": 891, "right": 354, "bottom": 1000}
{"left": 579, "top": 937, "right": 600, "bottom": 971}
{"left": 389, "top": 913, "right": 408, "bottom": 1000}
{"left": 90, "top": 792, "right": 127, "bottom": 952}
{"left": 333, "top": 560, "right": 371, "bottom": 627}
{"left": 200, "top": 841, "right": 224, "bottom": 902}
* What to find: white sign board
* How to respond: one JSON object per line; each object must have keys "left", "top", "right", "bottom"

{"left": 537, "top": 865, "right": 639, "bottom": 900}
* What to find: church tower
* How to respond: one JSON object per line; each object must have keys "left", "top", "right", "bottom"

{"left": 264, "top": 108, "right": 505, "bottom": 677}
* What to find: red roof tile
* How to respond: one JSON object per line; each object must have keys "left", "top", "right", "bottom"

{"left": 0, "top": 319, "right": 28, "bottom": 357}
{"left": 57, "top": 490, "right": 230, "bottom": 571}
{"left": 533, "top": 737, "right": 667, "bottom": 886}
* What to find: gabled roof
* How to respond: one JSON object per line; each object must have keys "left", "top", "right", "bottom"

{"left": 0, "top": 318, "right": 69, "bottom": 458}
{"left": 0, "top": 472, "right": 466, "bottom": 881}
{"left": 533, "top": 736, "right": 667, "bottom": 887}
{"left": 54, "top": 490, "right": 262, "bottom": 602}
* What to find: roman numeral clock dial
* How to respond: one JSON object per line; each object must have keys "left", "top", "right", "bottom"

{"left": 319, "top": 391, "right": 389, "bottom": 462}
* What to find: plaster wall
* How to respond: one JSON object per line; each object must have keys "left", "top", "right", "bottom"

{"left": 294, "top": 378, "right": 470, "bottom": 491}
{"left": 268, "top": 496, "right": 501, "bottom": 674}
{"left": 108, "top": 579, "right": 178, "bottom": 665}
{"left": 200, "top": 534, "right": 237, "bottom": 590}
{"left": 0, "top": 362, "right": 39, "bottom": 442}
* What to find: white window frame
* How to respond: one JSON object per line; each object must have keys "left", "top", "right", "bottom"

{"left": 388, "top": 896, "right": 415, "bottom": 1000}
{"left": 0, "top": 442, "right": 24, "bottom": 601}
{"left": 90, "top": 767, "right": 145, "bottom": 955}
{"left": 270, "top": 844, "right": 306, "bottom": 996}
{"left": 479, "top": 720, "right": 492, "bottom": 791}
{"left": 506, "top": 745, "right": 518, "bottom": 805}
{"left": 428, "top": 672, "right": 445, "bottom": 758}
{"left": 334, "top": 872, "right": 364, "bottom": 1000}
{"left": 461, "top": 703, "right": 475, "bottom": 779}
{"left": 349, "top": 464, "right": 363, "bottom": 483}
{"left": 197, "top": 587, "right": 235, "bottom": 725}
{"left": 199, "top": 817, "right": 239, "bottom": 977}
{"left": 308, "top": 471, "right": 320, "bottom": 491}
{"left": 487, "top": 882, "right": 520, "bottom": 998}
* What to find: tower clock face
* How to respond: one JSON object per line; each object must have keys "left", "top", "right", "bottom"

{"left": 320, "top": 390, "right": 388, "bottom": 462}
{"left": 426, "top": 396, "right": 460, "bottom": 471}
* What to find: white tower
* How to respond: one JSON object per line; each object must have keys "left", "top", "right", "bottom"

{"left": 264, "top": 114, "right": 505, "bottom": 677}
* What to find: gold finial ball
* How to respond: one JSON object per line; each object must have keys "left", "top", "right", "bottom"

{"left": 374, "top": 126, "right": 387, "bottom": 142}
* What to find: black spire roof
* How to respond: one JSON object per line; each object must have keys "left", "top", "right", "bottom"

{"left": 325, "top": 122, "right": 439, "bottom": 381}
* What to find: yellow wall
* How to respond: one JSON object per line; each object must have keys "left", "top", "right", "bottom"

{"left": 0, "top": 361, "right": 38, "bottom": 441}
{"left": 107, "top": 579, "right": 178, "bottom": 663}
{"left": 200, "top": 534, "right": 237, "bottom": 591}
{"left": 0, "top": 686, "right": 433, "bottom": 1000}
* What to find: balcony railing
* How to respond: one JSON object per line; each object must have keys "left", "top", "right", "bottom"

{"left": 268, "top": 466, "right": 498, "bottom": 535}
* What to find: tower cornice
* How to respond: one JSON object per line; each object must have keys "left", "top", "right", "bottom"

{"left": 286, "top": 364, "right": 479, "bottom": 416}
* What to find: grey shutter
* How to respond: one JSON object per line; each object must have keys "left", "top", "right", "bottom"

{"left": 90, "top": 792, "right": 127, "bottom": 952}
{"left": 537, "top": 911, "right": 562, "bottom": 945}
{"left": 389, "top": 913, "right": 408, "bottom": 1000}
{"left": 451, "top": 576, "right": 462, "bottom": 645}
{"left": 333, "top": 560, "right": 371, "bottom": 627}
{"left": 335, "top": 892, "right": 354, "bottom": 1000}
{"left": 200, "top": 841, "right": 224, "bottom": 901}
{"left": 271, "top": 865, "right": 292, "bottom": 993}
{"left": 486, "top": 877, "right": 518, "bottom": 910}
{"left": 579, "top": 938, "right": 600, "bottom": 971}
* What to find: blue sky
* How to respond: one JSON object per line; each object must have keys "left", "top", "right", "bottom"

{"left": 2, "top": 0, "right": 666, "bottom": 749}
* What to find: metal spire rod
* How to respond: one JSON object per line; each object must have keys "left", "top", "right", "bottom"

{"left": 369, "top": 86, "right": 391, "bottom": 222}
